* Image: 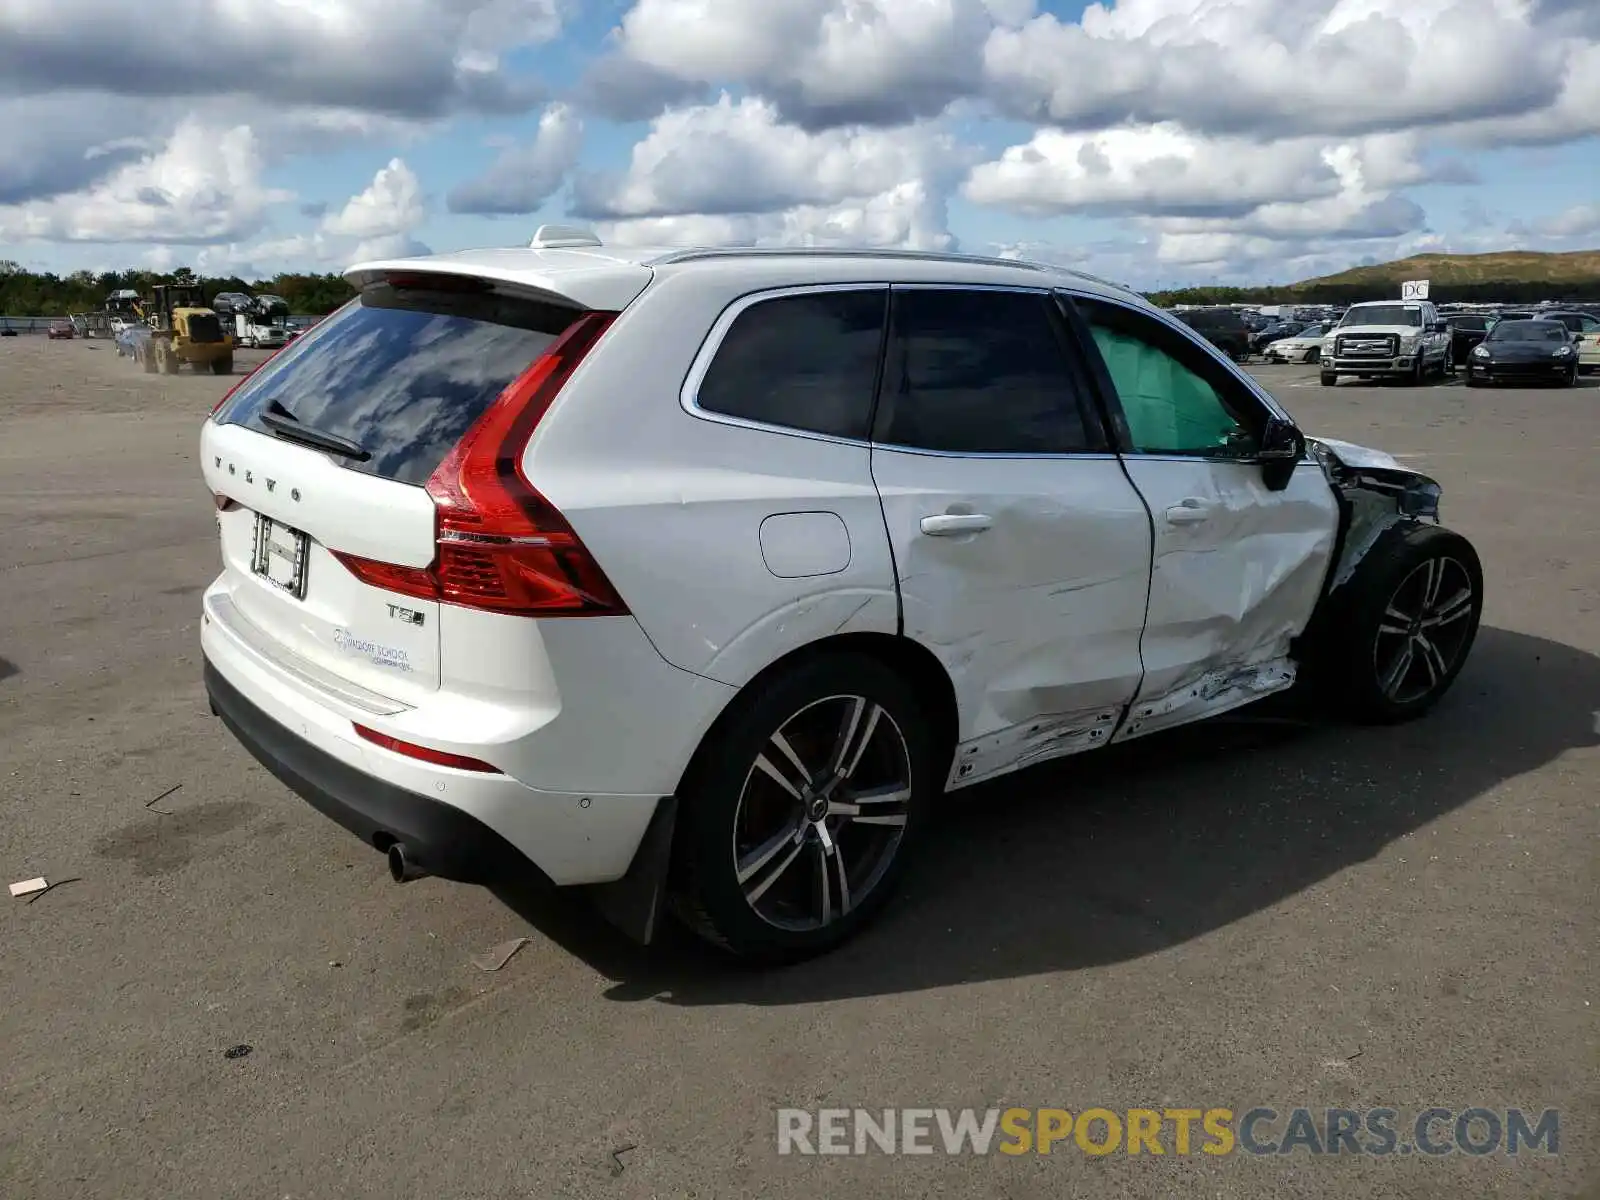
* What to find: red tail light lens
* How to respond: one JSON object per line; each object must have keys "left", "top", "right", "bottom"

{"left": 335, "top": 310, "right": 628, "bottom": 617}
{"left": 352, "top": 723, "right": 501, "bottom": 773}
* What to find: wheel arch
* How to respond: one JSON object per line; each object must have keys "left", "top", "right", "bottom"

{"left": 675, "top": 630, "right": 960, "bottom": 798}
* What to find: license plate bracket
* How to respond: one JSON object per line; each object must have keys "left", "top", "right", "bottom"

{"left": 251, "top": 512, "right": 310, "bottom": 599}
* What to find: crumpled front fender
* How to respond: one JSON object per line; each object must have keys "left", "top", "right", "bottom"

{"left": 1306, "top": 436, "right": 1443, "bottom": 592}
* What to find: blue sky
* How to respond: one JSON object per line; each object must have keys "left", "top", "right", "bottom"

{"left": 1, "top": 0, "right": 1597, "bottom": 289}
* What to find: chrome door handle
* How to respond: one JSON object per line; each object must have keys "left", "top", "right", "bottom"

{"left": 1165, "top": 500, "right": 1213, "bottom": 525}
{"left": 920, "top": 513, "right": 992, "bottom": 536}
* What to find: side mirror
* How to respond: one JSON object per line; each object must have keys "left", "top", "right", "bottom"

{"left": 1430, "top": 321, "right": 1448, "bottom": 333}
{"left": 1258, "top": 416, "right": 1304, "bottom": 492}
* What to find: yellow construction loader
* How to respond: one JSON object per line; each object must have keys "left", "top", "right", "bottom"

{"left": 133, "top": 284, "right": 234, "bottom": 375}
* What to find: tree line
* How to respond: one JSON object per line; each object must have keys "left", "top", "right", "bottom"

{"left": 0, "top": 262, "right": 357, "bottom": 316}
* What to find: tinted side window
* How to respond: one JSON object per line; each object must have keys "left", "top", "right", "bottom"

{"left": 876, "top": 289, "right": 1097, "bottom": 454}
{"left": 695, "top": 289, "right": 886, "bottom": 440}
{"left": 1077, "top": 298, "right": 1264, "bottom": 457}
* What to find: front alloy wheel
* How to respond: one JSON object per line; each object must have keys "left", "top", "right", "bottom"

{"left": 1318, "top": 524, "right": 1484, "bottom": 723}
{"left": 674, "top": 653, "right": 936, "bottom": 961}
{"left": 1372, "top": 556, "right": 1477, "bottom": 706}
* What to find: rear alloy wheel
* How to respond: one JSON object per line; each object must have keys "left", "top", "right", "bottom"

{"left": 673, "top": 654, "right": 937, "bottom": 961}
{"left": 1320, "top": 524, "right": 1483, "bottom": 724}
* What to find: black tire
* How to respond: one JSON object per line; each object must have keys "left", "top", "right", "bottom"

{"left": 1314, "top": 524, "right": 1483, "bottom": 725}
{"left": 1440, "top": 347, "right": 1454, "bottom": 376}
{"left": 142, "top": 348, "right": 157, "bottom": 374}
{"left": 1320, "top": 371, "right": 1336, "bottom": 387}
{"left": 1465, "top": 376, "right": 1483, "bottom": 388}
{"left": 211, "top": 355, "right": 233, "bottom": 376}
{"left": 671, "top": 652, "right": 941, "bottom": 962}
{"left": 1306, "top": 347, "right": 1320, "bottom": 364}
{"left": 1563, "top": 365, "right": 1578, "bottom": 387}
{"left": 1409, "top": 354, "right": 1427, "bottom": 386}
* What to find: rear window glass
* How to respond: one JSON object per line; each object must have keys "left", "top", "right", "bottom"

{"left": 213, "top": 284, "right": 578, "bottom": 486}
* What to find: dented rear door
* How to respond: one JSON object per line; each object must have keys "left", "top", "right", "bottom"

{"left": 869, "top": 286, "right": 1153, "bottom": 787}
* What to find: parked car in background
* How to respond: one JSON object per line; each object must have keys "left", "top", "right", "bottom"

{"left": 1542, "top": 310, "right": 1600, "bottom": 373}
{"left": 1321, "top": 300, "right": 1452, "bottom": 386}
{"left": 47, "top": 319, "right": 75, "bottom": 340}
{"left": 1466, "top": 318, "right": 1579, "bottom": 387}
{"left": 1444, "top": 315, "right": 1491, "bottom": 364}
{"left": 1175, "top": 307, "right": 1252, "bottom": 360}
{"left": 1251, "top": 320, "right": 1306, "bottom": 355}
{"left": 1262, "top": 322, "right": 1334, "bottom": 363}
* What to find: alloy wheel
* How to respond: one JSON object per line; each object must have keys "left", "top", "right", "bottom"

{"left": 1373, "top": 556, "right": 1476, "bottom": 705}
{"left": 731, "top": 694, "right": 912, "bottom": 932}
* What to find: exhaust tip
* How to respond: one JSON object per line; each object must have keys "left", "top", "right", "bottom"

{"left": 386, "top": 842, "right": 430, "bottom": 883}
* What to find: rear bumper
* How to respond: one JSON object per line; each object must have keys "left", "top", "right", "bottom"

{"left": 206, "top": 660, "right": 532, "bottom": 883}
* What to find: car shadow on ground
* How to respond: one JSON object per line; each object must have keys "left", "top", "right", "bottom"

{"left": 489, "top": 626, "right": 1599, "bottom": 1004}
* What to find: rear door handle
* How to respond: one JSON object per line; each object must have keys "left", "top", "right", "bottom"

{"left": 1164, "top": 499, "right": 1214, "bottom": 525}
{"left": 920, "top": 513, "right": 992, "bottom": 536}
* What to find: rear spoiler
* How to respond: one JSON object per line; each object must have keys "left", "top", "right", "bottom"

{"left": 345, "top": 250, "right": 652, "bottom": 314}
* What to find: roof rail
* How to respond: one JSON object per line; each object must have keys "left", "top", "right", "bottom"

{"left": 644, "top": 246, "right": 1051, "bottom": 271}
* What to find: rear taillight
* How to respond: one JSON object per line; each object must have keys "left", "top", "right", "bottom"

{"left": 334, "top": 310, "right": 628, "bottom": 617}
{"left": 352, "top": 723, "right": 501, "bottom": 773}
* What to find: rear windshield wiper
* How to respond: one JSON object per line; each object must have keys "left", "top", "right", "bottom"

{"left": 258, "top": 406, "right": 371, "bottom": 461}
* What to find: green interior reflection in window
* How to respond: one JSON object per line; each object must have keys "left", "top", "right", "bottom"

{"left": 1088, "top": 325, "right": 1249, "bottom": 455}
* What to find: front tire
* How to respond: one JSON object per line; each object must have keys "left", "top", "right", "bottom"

{"left": 1320, "top": 371, "right": 1337, "bottom": 386}
{"left": 1305, "top": 347, "right": 1321, "bottom": 364}
{"left": 672, "top": 653, "right": 940, "bottom": 962}
{"left": 211, "top": 355, "right": 233, "bottom": 375}
{"left": 1317, "top": 524, "right": 1483, "bottom": 725}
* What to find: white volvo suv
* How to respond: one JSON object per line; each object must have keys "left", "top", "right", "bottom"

{"left": 200, "top": 234, "right": 1485, "bottom": 961}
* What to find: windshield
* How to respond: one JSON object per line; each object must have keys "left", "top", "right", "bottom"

{"left": 1487, "top": 321, "right": 1567, "bottom": 343}
{"left": 1341, "top": 305, "right": 1423, "bottom": 328}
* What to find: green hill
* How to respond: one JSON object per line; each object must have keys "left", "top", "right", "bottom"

{"left": 1293, "top": 249, "right": 1600, "bottom": 291}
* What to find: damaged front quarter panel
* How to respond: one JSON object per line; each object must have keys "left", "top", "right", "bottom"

{"left": 1306, "top": 436, "right": 1443, "bottom": 592}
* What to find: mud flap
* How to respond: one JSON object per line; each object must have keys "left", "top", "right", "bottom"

{"left": 588, "top": 794, "right": 677, "bottom": 945}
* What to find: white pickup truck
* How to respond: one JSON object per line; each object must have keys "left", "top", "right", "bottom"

{"left": 1321, "top": 299, "right": 1453, "bottom": 386}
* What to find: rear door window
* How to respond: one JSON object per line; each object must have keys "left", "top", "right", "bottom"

{"left": 693, "top": 288, "right": 887, "bottom": 440}
{"left": 213, "top": 282, "right": 580, "bottom": 486}
{"left": 875, "top": 288, "right": 1102, "bottom": 454}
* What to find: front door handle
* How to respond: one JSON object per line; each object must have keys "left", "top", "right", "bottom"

{"left": 1165, "top": 499, "right": 1214, "bottom": 525}
{"left": 920, "top": 513, "right": 992, "bottom": 536}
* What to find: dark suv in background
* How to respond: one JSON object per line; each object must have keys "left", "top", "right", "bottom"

{"left": 1175, "top": 307, "right": 1252, "bottom": 360}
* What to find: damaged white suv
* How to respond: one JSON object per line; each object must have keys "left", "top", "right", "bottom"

{"left": 200, "top": 236, "right": 1484, "bottom": 961}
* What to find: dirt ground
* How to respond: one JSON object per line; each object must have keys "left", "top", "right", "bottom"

{"left": 1, "top": 334, "right": 1596, "bottom": 1199}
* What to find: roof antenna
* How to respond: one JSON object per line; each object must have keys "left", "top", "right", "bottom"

{"left": 529, "top": 224, "right": 602, "bottom": 249}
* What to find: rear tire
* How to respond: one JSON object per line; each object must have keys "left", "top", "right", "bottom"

{"left": 671, "top": 653, "right": 940, "bottom": 963}
{"left": 1313, "top": 524, "right": 1483, "bottom": 725}
{"left": 211, "top": 355, "right": 233, "bottom": 376}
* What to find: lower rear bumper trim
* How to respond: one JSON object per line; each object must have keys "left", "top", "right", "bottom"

{"left": 205, "top": 658, "right": 537, "bottom": 884}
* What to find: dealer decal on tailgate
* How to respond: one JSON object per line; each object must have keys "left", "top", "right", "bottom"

{"left": 332, "top": 628, "right": 414, "bottom": 672}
